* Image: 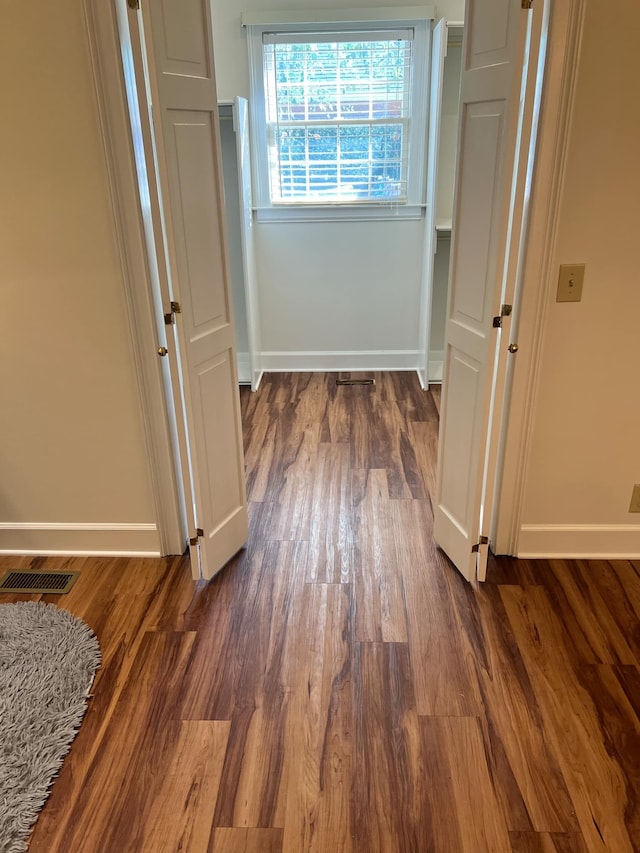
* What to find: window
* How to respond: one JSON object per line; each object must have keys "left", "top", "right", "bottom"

{"left": 246, "top": 14, "right": 431, "bottom": 220}
{"left": 264, "top": 32, "right": 412, "bottom": 204}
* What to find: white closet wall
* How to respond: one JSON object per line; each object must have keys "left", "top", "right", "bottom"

{"left": 429, "top": 30, "right": 463, "bottom": 381}
{"left": 215, "top": 22, "right": 463, "bottom": 383}
{"left": 219, "top": 106, "right": 251, "bottom": 383}
{"left": 436, "top": 35, "right": 463, "bottom": 226}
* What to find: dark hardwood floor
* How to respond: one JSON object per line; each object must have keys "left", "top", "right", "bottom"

{"left": 2, "top": 371, "right": 639, "bottom": 852}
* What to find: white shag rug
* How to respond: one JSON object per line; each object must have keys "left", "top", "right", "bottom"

{"left": 0, "top": 602, "right": 100, "bottom": 852}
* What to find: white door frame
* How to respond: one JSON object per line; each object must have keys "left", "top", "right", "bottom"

{"left": 417, "top": 18, "right": 448, "bottom": 391}
{"left": 82, "top": 0, "right": 587, "bottom": 561}
{"left": 83, "top": 0, "right": 186, "bottom": 555}
{"left": 232, "top": 96, "right": 264, "bottom": 392}
{"left": 492, "top": 0, "right": 587, "bottom": 554}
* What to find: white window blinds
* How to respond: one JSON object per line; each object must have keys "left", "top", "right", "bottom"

{"left": 262, "top": 30, "right": 415, "bottom": 204}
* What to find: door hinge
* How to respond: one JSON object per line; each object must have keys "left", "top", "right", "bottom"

{"left": 127, "top": 0, "right": 140, "bottom": 9}
{"left": 189, "top": 527, "right": 204, "bottom": 546}
{"left": 492, "top": 304, "right": 513, "bottom": 328}
{"left": 522, "top": 0, "right": 533, "bottom": 8}
{"left": 472, "top": 535, "right": 489, "bottom": 553}
{"left": 164, "top": 301, "right": 182, "bottom": 325}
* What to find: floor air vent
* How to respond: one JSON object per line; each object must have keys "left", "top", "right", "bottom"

{"left": 0, "top": 570, "right": 80, "bottom": 594}
{"left": 335, "top": 378, "right": 375, "bottom": 386}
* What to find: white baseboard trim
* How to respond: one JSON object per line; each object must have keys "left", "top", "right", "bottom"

{"left": 517, "top": 524, "right": 640, "bottom": 559}
{"left": 0, "top": 523, "right": 162, "bottom": 557}
{"left": 428, "top": 351, "right": 444, "bottom": 383}
{"left": 253, "top": 369, "right": 265, "bottom": 391}
{"left": 261, "top": 350, "right": 419, "bottom": 372}
{"left": 236, "top": 351, "right": 251, "bottom": 384}
{"left": 260, "top": 350, "right": 445, "bottom": 377}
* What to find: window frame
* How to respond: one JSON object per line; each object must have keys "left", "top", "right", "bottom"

{"left": 246, "top": 16, "right": 432, "bottom": 222}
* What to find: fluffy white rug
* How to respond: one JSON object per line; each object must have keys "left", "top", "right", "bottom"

{"left": 0, "top": 602, "right": 100, "bottom": 852}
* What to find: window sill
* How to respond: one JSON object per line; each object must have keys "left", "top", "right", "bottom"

{"left": 254, "top": 203, "right": 425, "bottom": 223}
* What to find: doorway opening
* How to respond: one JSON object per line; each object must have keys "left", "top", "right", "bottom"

{"left": 215, "top": 19, "right": 464, "bottom": 393}
{"left": 92, "top": 0, "right": 554, "bottom": 583}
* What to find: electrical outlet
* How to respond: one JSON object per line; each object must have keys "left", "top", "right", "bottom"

{"left": 556, "top": 264, "right": 585, "bottom": 302}
{"left": 629, "top": 484, "right": 640, "bottom": 513}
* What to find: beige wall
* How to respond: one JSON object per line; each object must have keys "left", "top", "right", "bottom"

{"left": 518, "top": 0, "right": 640, "bottom": 555}
{"left": 0, "top": 3, "right": 159, "bottom": 553}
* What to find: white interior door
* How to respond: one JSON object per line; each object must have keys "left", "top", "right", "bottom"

{"left": 233, "top": 96, "right": 262, "bottom": 391}
{"left": 418, "top": 19, "right": 447, "bottom": 390}
{"left": 434, "top": 0, "right": 535, "bottom": 581}
{"left": 137, "top": 0, "right": 248, "bottom": 580}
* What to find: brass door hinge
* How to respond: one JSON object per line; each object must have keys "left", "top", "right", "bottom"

{"left": 472, "top": 535, "right": 489, "bottom": 553}
{"left": 127, "top": 0, "right": 140, "bottom": 9}
{"left": 492, "top": 304, "right": 513, "bottom": 328}
{"left": 522, "top": 0, "right": 533, "bottom": 8}
{"left": 164, "top": 301, "right": 182, "bottom": 325}
{"left": 189, "top": 528, "right": 204, "bottom": 546}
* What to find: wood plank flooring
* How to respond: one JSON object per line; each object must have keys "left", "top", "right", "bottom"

{"left": 2, "top": 371, "right": 639, "bottom": 852}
